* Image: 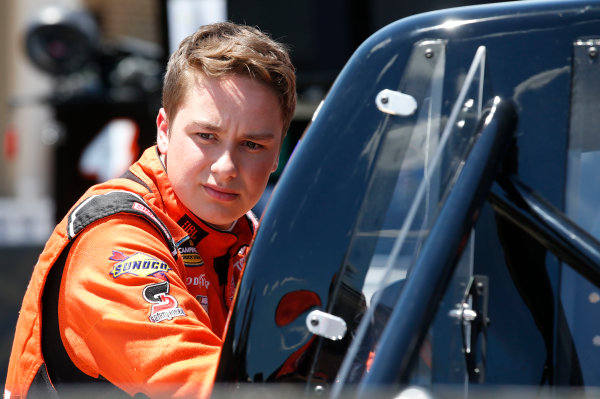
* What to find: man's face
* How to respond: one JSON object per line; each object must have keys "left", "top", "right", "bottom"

{"left": 156, "top": 73, "right": 283, "bottom": 229}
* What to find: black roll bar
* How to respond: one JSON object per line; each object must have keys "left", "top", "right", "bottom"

{"left": 357, "top": 98, "right": 517, "bottom": 396}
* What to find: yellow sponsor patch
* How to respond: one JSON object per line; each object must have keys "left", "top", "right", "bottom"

{"left": 109, "top": 251, "right": 171, "bottom": 278}
{"left": 178, "top": 244, "right": 204, "bottom": 267}
{"left": 182, "top": 252, "right": 204, "bottom": 266}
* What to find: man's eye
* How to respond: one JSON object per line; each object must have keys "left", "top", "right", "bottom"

{"left": 198, "top": 133, "right": 214, "bottom": 140}
{"left": 244, "top": 141, "right": 263, "bottom": 150}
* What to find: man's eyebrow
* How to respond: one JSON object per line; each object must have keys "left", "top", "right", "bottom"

{"left": 188, "top": 121, "right": 221, "bottom": 131}
{"left": 187, "top": 122, "right": 277, "bottom": 140}
{"left": 243, "top": 132, "right": 277, "bottom": 141}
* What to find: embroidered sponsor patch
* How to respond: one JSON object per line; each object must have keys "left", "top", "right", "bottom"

{"left": 109, "top": 251, "right": 171, "bottom": 278}
{"left": 177, "top": 239, "right": 204, "bottom": 267}
{"left": 143, "top": 280, "right": 186, "bottom": 323}
{"left": 232, "top": 245, "right": 249, "bottom": 272}
{"left": 177, "top": 215, "right": 207, "bottom": 243}
{"left": 227, "top": 274, "right": 236, "bottom": 307}
{"left": 185, "top": 274, "right": 210, "bottom": 289}
{"left": 196, "top": 295, "right": 209, "bottom": 314}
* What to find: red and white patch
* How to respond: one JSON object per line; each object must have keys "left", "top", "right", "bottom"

{"left": 142, "top": 281, "right": 186, "bottom": 323}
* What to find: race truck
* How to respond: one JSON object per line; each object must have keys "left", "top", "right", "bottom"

{"left": 213, "top": 0, "right": 600, "bottom": 397}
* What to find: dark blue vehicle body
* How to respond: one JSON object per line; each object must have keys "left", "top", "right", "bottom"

{"left": 215, "top": 1, "right": 600, "bottom": 396}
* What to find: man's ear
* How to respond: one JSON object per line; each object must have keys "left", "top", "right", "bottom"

{"left": 271, "top": 136, "right": 285, "bottom": 173}
{"left": 156, "top": 108, "right": 169, "bottom": 155}
{"left": 271, "top": 153, "right": 280, "bottom": 173}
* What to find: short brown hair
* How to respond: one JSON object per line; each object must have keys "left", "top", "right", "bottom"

{"left": 162, "top": 22, "right": 297, "bottom": 134}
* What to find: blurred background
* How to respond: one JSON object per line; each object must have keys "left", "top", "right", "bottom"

{"left": 0, "top": 0, "right": 511, "bottom": 385}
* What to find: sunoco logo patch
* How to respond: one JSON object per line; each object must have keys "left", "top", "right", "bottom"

{"left": 109, "top": 251, "right": 171, "bottom": 278}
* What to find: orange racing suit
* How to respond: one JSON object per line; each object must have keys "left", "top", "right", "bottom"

{"left": 5, "top": 146, "right": 256, "bottom": 398}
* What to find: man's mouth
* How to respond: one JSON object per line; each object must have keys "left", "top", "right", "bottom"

{"left": 203, "top": 185, "right": 239, "bottom": 202}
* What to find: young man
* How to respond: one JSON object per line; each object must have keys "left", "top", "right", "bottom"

{"left": 5, "top": 22, "right": 296, "bottom": 399}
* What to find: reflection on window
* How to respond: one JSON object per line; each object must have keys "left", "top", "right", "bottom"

{"left": 333, "top": 44, "right": 486, "bottom": 394}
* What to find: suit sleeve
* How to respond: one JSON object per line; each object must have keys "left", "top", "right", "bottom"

{"left": 58, "top": 214, "right": 220, "bottom": 399}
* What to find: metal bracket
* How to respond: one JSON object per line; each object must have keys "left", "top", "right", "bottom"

{"left": 570, "top": 38, "right": 600, "bottom": 152}
{"left": 448, "top": 275, "right": 489, "bottom": 383}
{"left": 306, "top": 309, "right": 347, "bottom": 341}
{"left": 375, "top": 89, "right": 417, "bottom": 116}
{"left": 448, "top": 302, "right": 478, "bottom": 322}
{"left": 374, "top": 39, "right": 445, "bottom": 118}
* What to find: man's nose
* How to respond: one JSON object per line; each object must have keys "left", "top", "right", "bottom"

{"left": 211, "top": 150, "right": 238, "bottom": 180}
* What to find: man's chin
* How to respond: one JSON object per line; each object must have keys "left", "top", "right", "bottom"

{"left": 197, "top": 209, "right": 244, "bottom": 231}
